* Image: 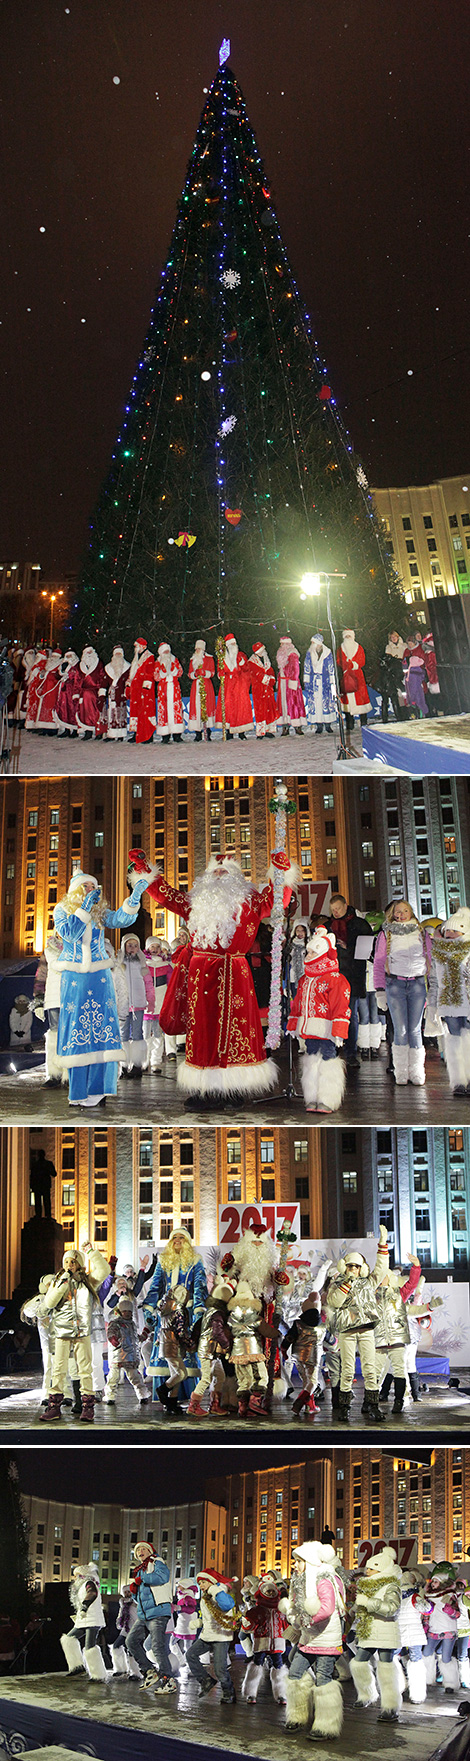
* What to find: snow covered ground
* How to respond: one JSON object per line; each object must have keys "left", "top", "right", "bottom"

{"left": 6, "top": 723, "right": 355, "bottom": 776}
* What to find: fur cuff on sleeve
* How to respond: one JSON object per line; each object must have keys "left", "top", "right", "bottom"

{"left": 268, "top": 859, "right": 301, "bottom": 890}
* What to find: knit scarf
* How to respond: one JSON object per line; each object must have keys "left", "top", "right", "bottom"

{"left": 431, "top": 938, "right": 470, "bottom": 1008}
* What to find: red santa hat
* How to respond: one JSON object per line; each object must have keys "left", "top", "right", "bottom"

{"left": 158, "top": 642, "right": 171, "bottom": 655}
{"left": 197, "top": 1568, "right": 235, "bottom": 1588}
{"left": 134, "top": 637, "right": 147, "bottom": 650}
{"left": 252, "top": 641, "right": 264, "bottom": 654}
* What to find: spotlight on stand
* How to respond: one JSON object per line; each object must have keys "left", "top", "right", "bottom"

{"left": 299, "top": 569, "right": 352, "bottom": 762}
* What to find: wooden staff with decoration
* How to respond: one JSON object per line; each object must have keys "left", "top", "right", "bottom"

{"left": 264, "top": 1217, "right": 299, "bottom": 1411}
{"left": 215, "top": 635, "right": 226, "bottom": 741}
{"left": 198, "top": 670, "right": 208, "bottom": 739}
{"left": 265, "top": 780, "right": 297, "bottom": 1052}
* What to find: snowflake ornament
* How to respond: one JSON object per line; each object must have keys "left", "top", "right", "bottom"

{"left": 356, "top": 465, "right": 369, "bottom": 489}
{"left": 218, "top": 414, "right": 237, "bottom": 435}
{"left": 221, "top": 269, "right": 241, "bottom": 289}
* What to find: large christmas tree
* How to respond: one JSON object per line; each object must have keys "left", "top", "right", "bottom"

{"left": 74, "top": 49, "right": 404, "bottom": 671}
{"left": 0, "top": 1455, "right": 33, "bottom": 1626}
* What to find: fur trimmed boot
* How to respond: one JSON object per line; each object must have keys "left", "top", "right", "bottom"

{"left": 406, "top": 1657, "right": 427, "bottom": 1703}
{"left": 39, "top": 1391, "right": 63, "bottom": 1421}
{"left": 80, "top": 1393, "right": 95, "bottom": 1424}
{"left": 440, "top": 1656, "right": 460, "bottom": 1693}
{"left": 309, "top": 1678, "right": 343, "bottom": 1740}
{"left": 377, "top": 1659, "right": 402, "bottom": 1720}
{"left": 285, "top": 1670, "right": 315, "bottom": 1730}
{"left": 350, "top": 1657, "right": 378, "bottom": 1706}
{"left": 209, "top": 1391, "right": 226, "bottom": 1417}
{"left": 248, "top": 1389, "right": 268, "bottom": 1419}
{"left": 270, "top": 1663, "right": 288, "bottom": 1705}
{"left": 60, "top": 1630, "right": 86, "bottom": 1674}
{"left": 85, "top": 1643, "right": 109, "bottom": 1681}
{"left": 459, "top": 1654, "right": 470, "bottom": 1690}
{"left": 242, "top": 1660, "right": 264, "bottom": 1702}
{"left": 292, "top": 1390, "right": 310, "bottom": 1417}
{"left": 127, "top": 1651, "right": 142, "bottom": 1678}
{"left": 362, "top": 1388, "right": 386, "bottom": 1423}
{"left": 444, "top": 1033, "right": 468, "bottom": 1094}
{"left": 316, "top": 1054, "right": 346, "bottom": 1115}
{"left": 408, "top": 1046, "right": 426, "bottom": 1086}
{"left": 392, "top": 1044, "right": 409, "bottom": 1085}
{"left": 186, "top": 1393, "right": 207, "bottom": 1420}
{"left": 300, "top": 1051, "right": 321, "bottom": 1112}
{"left": 111, "top": 1643, "right": 129, "bottom": 1675}
{"left": 424, "top": 1650, "right": 437, "bottom": 1687}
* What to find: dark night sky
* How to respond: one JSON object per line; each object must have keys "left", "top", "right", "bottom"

{"left": 1, "top": 1, "right": 469, "bottom": 577}
{"left": 13, "top": 1445, "right": 305, "bottom": 1506}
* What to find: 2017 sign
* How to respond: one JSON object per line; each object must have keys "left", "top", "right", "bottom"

{"left": 357, "top": 1537, "right": 418, "bottom": 1571}
{"left": 218, "top": 1202, "right": 300, "bottom": 1245}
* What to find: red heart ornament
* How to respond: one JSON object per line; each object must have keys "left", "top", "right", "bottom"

{"left": 225, "top": 508, "right": 242, "bottom": 526}
{"left": 225, "top": 328, "right": 238, "bottom": 342}
{"left": 319, "top": 385, "right": 331, "bottom": 401}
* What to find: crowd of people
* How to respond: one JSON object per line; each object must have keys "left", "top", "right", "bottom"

{"left": 18, "top": 839, "right": 470, "bottom": 1114}
{"left": 21, "top": 1217, "right": 442, "bottom": 1428}
{"left": 55, "top": 1545, "right": 470, "bottom": 1736}
{"left": 1, "top": 624, "right": 441, "bottom": 744}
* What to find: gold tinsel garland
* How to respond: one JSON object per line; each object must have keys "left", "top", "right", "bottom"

{"left": 431, "top": 938, "right": 470, "bottom": 1009}
{"left": 201, "top": 1587, "right": 236, "bottom": 1634}
{"left": 355, "top": 1574, "right": 399, "bottom": 1644}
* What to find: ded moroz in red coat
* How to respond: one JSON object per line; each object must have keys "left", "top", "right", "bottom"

{"left": 127, "top": 849, "right": 296, "bottom": 1100}
{"left": 24, "top": 652, "right": 48, "bottom": 729}
{"left": 54, "top": 651, "right": 79, "bottom": 733}
{"left": 216, "top": 635, "right": 253, "bottom": 733}
{"left": 154, "top": 644, "right": 184, "bottom": 736}
{"left": 73, "top": 646, "right": 108, "bottom": 736}
{"left": 35, "top": 651, "right": 63, "bottom": 728}
{"left": 247, "top": 643, "right": 278, "bottom": 736}
{"left": 337, "top": 631, "right": 371, "bottom": 716}
{"left": 126, "top": 640, "right": 156, "bottom": 743}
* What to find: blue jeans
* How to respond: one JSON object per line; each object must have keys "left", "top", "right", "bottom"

{"left": 423, "top": 1633, "right": 455, "bottom": 1664}
{"left": 446, "top": 1015, "right": 470, "bottom": 1036}
{"left": 72, "top": 1625, "right": 100, "bottom": 1650}
{"left": 304, "top": 1037, "right": 337, "bottom": 1060}
{"left": 288, "top": 1648, "right": 336, "bottom": 1688}
{"left": 358, "top": 994, "right": 379, "bottom": 1027}
{"left": 127, "top": 1615, "right": 170, "bottom": 1677}
{"left": 385, "top": 975, "right": 426, "bottom": 1048}
{"left": 122, "top": 1008, "right": 144, "bottom": 1043}
{"left": 186, "top": 1633, "right": 233, "bottom": 1692}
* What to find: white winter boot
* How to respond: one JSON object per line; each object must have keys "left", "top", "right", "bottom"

{"left": 357, "top": 1022, "right": 370, "bottom": 1052}
{"left": 309, "top": 1678, "right": 343, "bottom": 1740}
{"left": 60, "top": 1630, "right": 86, "bottom": 1674}
{"left": 350, "top": 1656, "right": 378, "bottom": 1706}
{"left": 110, "top": 1643, "right": 128, "bottom": 1676}
{"left": 377, "top": 1659, "right": 402, "bottom": 1720}
{"left": 316, "top": 1054, "right": 346, "bottom": 1115}
{"left": 440, "top": 1656, "right": 460, "bottom": 1693}
{"left": 370, "top": 1020, "right": 383, "bottom": 1054}
{"left": 424, "top": 1650, "right": 437, "bottom": 1687}
{"left": 126, "top": 1650, "right": 142, "bottom": 1678}
{"left": 285, "top": 1670, "right": 315, "bottom": 1729}
{"left": 406, "top": 1657, "right": 427, "bottom": 1703}
{"left": 300, "top": 1052, "right": 321, "bottom": 1112}
{"left": 443, "top": 1033, "right": 467, "bottom": 1094}
{"left": 45, "top": 1027, "right": 67, "bottom": 1084}
{"left": 392, "top": 1044, "right": 409, "bottom": 1085}
{"left": 460, "top": 1027, "right": 470, "bottom": 1093}
{"left": 270, "top": 1663, "right": 288, "bottom": 1705}
{"left": 459, "top": 1654, "right": 470, "bottom": 1690}
{"left": 85, "top": 1643, "right": 109, "bottom": 1681}
{"left": 242, "top": 1660, "right": 264, "bottom": 1702}
{"left": 408, "top": 1045, "right": 426, "bottom": 1086}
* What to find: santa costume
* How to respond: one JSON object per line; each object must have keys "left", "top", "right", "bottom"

{"left": 72, "top": 646, "right": 108, "bottom": 738}
{"left": 276, "top": 637, "right": 307, "bottom": 733}
{"left": 129, "top": 849, "right": 296, "bottom": 1103}
{"left": 283, "top": 1542, "right": 345, "bottom": 1740}
{"left": 24, "top": 650, "right": 48, "bottom": 728}
{"left": 61, "top": 1560, "right": 108, "bottom": 1681}
{"left": 287, "top": 926, "right": 350, "bottom": 1114}
{"left": 218, "top": 1222, "right": 283, "bottom": 1418}
{"left": 54, "top": 651, "right": 79, "bottom": 734}
{"left": 154, "top": 642, "right": 184, "bottom": 741}
{"left": 216, "top": 634, "right": 253, "bottom": 737}
{"left": 241, "top": 1571, "right": 288, "bottom": 1705}
{"left": 35, "top": 650, "right": 63, "bottom": 730}
{"left": 303, "top": 636, "right": 337, "bottom": 733}
{"left": 105, "top": 645, "right": 130, "bottom": 739}
{"left": 126, "top": 639, "right": 156, "bottom": 743}
{"left": 425, "top": 906, "right": 470, "bottom": 1094}
{"left": 351, "top": 1546, "right": 403, "bottom": 1721}
{"left": 18, "top": 647, "right": 37, "bottom": 721}
{"left": 188, "top": 640, "right": 216, "bottom": 738}
{"left": 337, "top": 630, "right": 371, "bottom": 726}
{"left": 247, "top": 642, "right": 278, "bottom": 737}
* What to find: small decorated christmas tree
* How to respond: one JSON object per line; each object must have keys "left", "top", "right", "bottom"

{"left": 0, "top": 1455, "right": 33, "bottom": 1625}
{"left": 74, "top": 48, "right": 404, "bottom": 671}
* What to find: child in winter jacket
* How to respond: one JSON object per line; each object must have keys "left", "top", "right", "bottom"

{"left": 9, "top": 994, "right": 33, "bottom": 1047}
{"left": 126, "top": 1542, "right": 174, "bottom": 1692}
{"left": 143, "top": 936, "right": 174, "bottom": 1071}
{"left": 104, "top": 1295, "right": 151, "bottom": 1407}
{"left": 186, "top": 1568, "right": 237, "bottom": 1704}
{"left": 425, "top": 906, "right": 470, "bottom": 1094}
{"left": 281, "top": 1290, "right": 322, "bottom": 1421}
{"left": 186, "top": 1274, "right": 233, "bottom": 1420}
{"left": 283, "top": 1541, "right": 345, "bottom": 1740}
{"left": 287, "top": 926, "right": 350, "bottom": 1113}
{"left": 351, "top": 1546, "right": 403, "bottom": 1721}
{"left": 115, "top": 933, "right": 154, "bottom": 1077}
{"left": 240, "top": 1570, "right": 288, "bottom": 1706}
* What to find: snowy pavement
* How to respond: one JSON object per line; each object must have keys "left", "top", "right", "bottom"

{"left": 6, "top": 723, "right": 353, "bottom": 777}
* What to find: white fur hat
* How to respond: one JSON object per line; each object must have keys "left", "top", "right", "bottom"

{"left": 68, "top": 869, "right": 98, "bottom": 891}
{"left": 365, "top": 1545, "right": 401, "bottom": 1579}
{"left": 444, "top": 906, "right": 470, "bottom": 937}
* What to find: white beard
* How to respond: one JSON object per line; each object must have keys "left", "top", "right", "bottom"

{"left": 80, "top": 647, "right": 99, "bottom": 675}
{"left": 188, "top": 863, "right": 254, "bottom": 951}
{"left": 225, "top": 642, "right": 239, "bottom": 672}
{"left": 232, "top": 1233, "right": 277, "bottom": 1297}
{"left": 341, "top": 635, "right": 359, "bottom": 661}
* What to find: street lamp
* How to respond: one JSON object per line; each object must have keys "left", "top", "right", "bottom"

{"left": 41, "top": 589, "right": 63, "bottom": 646}
{"left": 299, "top": 570, "right": 351, "bottom": 761}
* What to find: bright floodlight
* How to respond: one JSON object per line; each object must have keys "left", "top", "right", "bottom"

{"left": 300, "top": 573, "right": 322, "bottom": 596}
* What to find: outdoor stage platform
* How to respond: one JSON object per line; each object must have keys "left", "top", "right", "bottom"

{"left": 362, "top": 713, "right": 470, "bottom": 774}
{"left": 0, "top": 1666, "right": 462, "bottom": 1761}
